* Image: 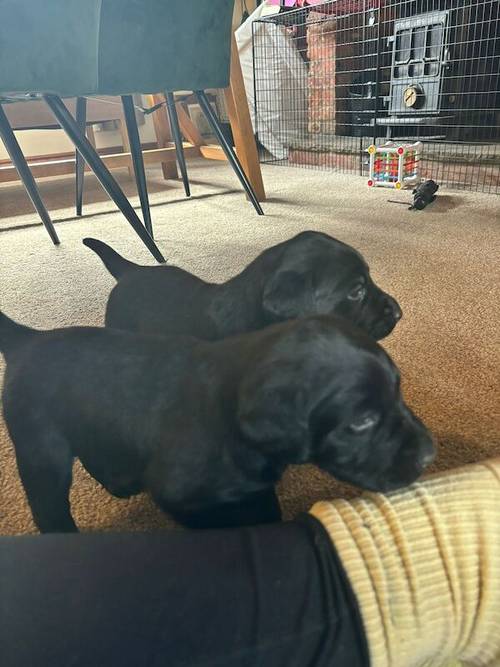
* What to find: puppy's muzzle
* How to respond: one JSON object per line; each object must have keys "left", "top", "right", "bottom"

{"left": 384, "top": 295, "right": 402, "bottom": 323}
{"left": 370, "top": 294, "right": 402, "bottom": 339}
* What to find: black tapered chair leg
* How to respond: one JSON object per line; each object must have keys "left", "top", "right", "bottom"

{"left": 165, "top": 92, "right": 190, "bottom": 198}
{"left": 0, "top": 104, "right": 60, "bottom": 245}
{"left": 43, "top": 95, "right": 165, "bottom": 263}
{"left": 75, "top": 97, "right": 86, "bottom": 216}
{"left": 194, "top": 90, "right": 263, "bottom": 216}
{"left": 121, "top": 95, "right": 154, "bottom": 238}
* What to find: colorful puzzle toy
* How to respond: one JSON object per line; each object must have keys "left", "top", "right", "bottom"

{"left": 367, "top": 141, "right": 423, "bottom": 189}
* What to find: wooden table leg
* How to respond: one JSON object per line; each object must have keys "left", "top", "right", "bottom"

{"left": 223, "top": 34, "right": 266, "bottom": 202}
{"left": 176, "top": 102, "right": 206, "bottom": 149}
{"left": 119, "top": 111, "right": 134, "bottom": 179}
{"left": 146, "top": 93, "right": 179, "bottom": 181}
{"left": 86, "top": 124, "right": 97, "bottom": 148}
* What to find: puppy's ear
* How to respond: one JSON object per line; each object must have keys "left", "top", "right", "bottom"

{"left": 237, "top": 361, "right": 311, "bottom": 463}
{"left": 262, "top": 270, "right": 311, "bottom": 320}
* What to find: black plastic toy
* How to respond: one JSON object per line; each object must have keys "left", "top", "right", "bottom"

{"left": 388, "top": 179, "right": 439, "bottom": 211}
{"left": 411, "top": 179, "right": 439, "bottom": 210}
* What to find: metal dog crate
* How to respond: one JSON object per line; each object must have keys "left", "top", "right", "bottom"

{"left": 252, "top": 0, "right": 500, "bottom": 193}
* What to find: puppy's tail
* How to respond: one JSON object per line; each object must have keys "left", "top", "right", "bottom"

{"left": 0, "top": 311, "right": 37, "bottom": 359}
{"left": 83, "top": 238, "right": 139, "bottom": 281}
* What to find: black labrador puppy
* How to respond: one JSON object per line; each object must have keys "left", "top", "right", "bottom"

{"left": 84, "top": 231, "right": 402, "bottom": 341}
{"left": 1, "top": 311, "right": 434, "bottom": 533}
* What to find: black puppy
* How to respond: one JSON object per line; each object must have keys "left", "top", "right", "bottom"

{"left": 1, "top": 311, "right": 434, "bottom": 533}
{"left": 84, "top": 231, "right": 402, "bottom": 341}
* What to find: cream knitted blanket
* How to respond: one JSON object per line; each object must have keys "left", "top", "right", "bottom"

{"left": 310, "top": 458, "right": 500, "bottom": 667}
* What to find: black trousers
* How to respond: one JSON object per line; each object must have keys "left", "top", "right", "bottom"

{"left": 0, "top": 516, "right": 369, "bottom": 667}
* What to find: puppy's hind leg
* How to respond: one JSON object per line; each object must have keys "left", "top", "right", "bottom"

{"left": 12, "top": 428, "right": 77, "bottom": 533}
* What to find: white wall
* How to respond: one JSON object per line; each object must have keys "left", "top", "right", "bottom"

{"left": 0, "top": 107, "right": 159, "bottom": 161}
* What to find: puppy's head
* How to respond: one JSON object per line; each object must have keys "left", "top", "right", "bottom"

{"left": 261, "top": 231, "right": 402, "bottom": 340}
{"left": 237, "top": 317, "right": 435, "bottom": 493}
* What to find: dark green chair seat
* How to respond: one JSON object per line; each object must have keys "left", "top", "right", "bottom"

{"left": 0, "top": 0, "right": 262, "bottom": 261}
{"left": 0, "top": 0, "right": 233, "bottom": 97}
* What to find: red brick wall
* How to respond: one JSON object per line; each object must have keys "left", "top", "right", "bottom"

{"left": 307, "top": 13, "right": 338, "bottom": 134}
{"left": 306, "top": 11, "right": 359, "bottom": 135}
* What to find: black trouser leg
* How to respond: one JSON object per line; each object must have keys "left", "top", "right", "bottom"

{"left": 194, "top": 90, "right": 264, "bottom": 215}
{"left": 165, "top": 92, "right": 190, "bottom": 197}
{"left": 0, "top": 104, "right": 60, "bottom": 245}
{"left": 75, "top": 96, "right": 86, "bottom": 216}
{"left": 167, "top": 486, "right": 282, "bottom": 529}
{"left": 121, "top": 95, "right": 154, "bottom": 237}
{"left": 43, "top": 95, "right": 164, "bottom": 263}
{"left": 0, "top": 517, "right": 368, "bottom": 667}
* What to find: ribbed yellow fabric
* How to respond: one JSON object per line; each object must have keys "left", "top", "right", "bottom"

{"left": 310, "top": 459, "right": 500, "bottom": 667}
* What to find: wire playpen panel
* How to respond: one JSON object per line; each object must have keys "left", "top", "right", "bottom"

{"left": 252, "top": 0, "right": 500, "bottom": 193}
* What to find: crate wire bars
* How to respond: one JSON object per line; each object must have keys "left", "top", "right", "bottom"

{"left": 252, "top": 0, "right": 500, "bottom": 193}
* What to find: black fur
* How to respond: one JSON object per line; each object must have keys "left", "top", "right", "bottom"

{"left": 1, "top": 311, "right": 435, "bottom": 533}
{"left": 84, "top": 231, "right": 402, "bottom": 341}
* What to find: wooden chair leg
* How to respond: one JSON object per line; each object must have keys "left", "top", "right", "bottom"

{"left": 176, "top": 102, "right": 207, "bottom": 148}
{"left": 119, "top": 113, "right": 134, "bottom": 179}
{"left": 86, "top": 124, "right": 97, "bottom": 149}
{"left": 0, "top": 103, "right": 60, "bottom": 245}
{"left": 146, "top": 94, "right": 178, "bottom": 181}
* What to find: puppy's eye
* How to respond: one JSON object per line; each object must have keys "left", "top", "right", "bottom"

{"left": 349, "top": 414, "right": 379, "bottom": 433}
{"left": 347, "top": 284, "right": 366, "bottom": 301}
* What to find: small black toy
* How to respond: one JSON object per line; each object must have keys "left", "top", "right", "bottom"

{"left": 388, "top": 179, "right": 439, "bottom": 211}
{"left": 411, "top": 180, "right": 439, "bottom": 210}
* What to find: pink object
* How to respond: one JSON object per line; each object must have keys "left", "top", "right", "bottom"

{"left": 267, "top": 0, "right": 325, "bottom": 6}
{"left": 267, "top": 0, "right": 382, "bottom": 9}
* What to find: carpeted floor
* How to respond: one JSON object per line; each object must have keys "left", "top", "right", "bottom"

{"left": 1, "top": 160, "right": 499, "bottom": 535}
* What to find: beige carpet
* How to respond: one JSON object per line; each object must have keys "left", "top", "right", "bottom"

{"left": 1, "top": 160, "right": 499, "bottom": 535}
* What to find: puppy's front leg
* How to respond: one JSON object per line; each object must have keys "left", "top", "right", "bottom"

{"left": 12, "top": 431, "right": 77, "bottom": 533}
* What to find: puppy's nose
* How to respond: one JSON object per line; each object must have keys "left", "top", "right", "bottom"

{"left": 384, "top": 296, "right": 402, "bottom": 321}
